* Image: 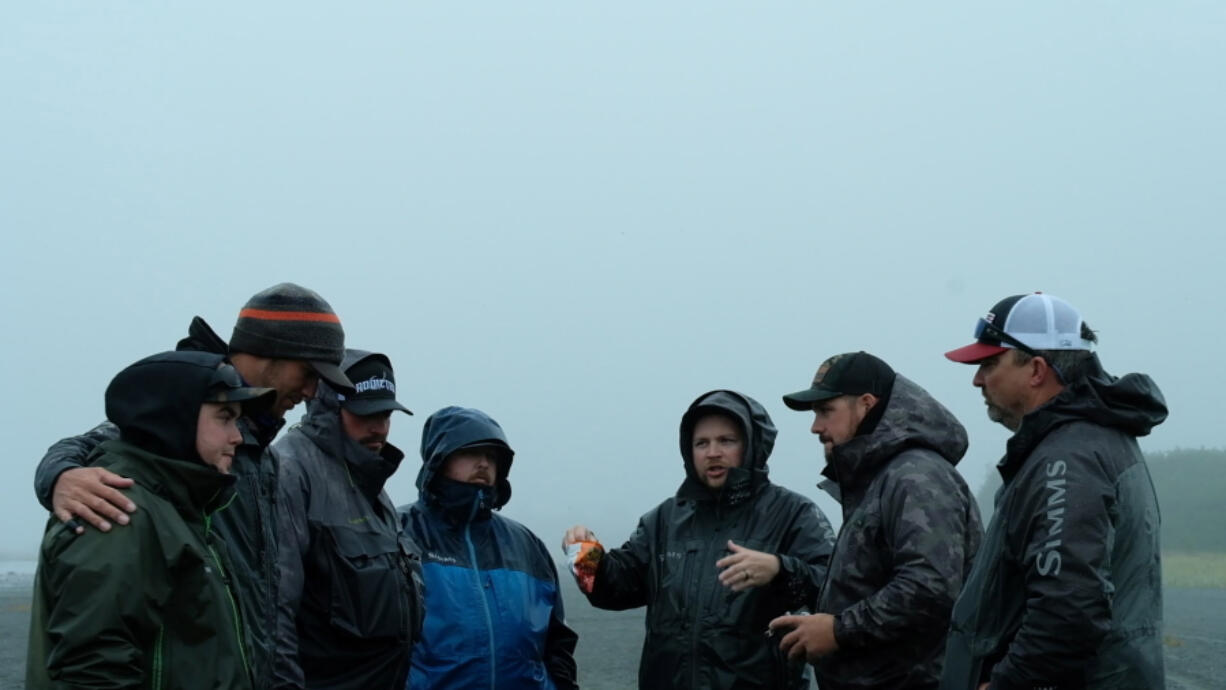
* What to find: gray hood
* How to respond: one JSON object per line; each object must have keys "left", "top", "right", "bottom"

{"left": 825, "top": 375, "right": 968, "bottom": 491}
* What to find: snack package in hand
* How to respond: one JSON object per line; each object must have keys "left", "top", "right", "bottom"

{"left": 565, "top": 540, "right": 604, "bottom": 594}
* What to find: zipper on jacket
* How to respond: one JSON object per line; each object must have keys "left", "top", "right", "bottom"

{"left": 689, "top": 515, "right": 713, "bottom": 689}
{"left": 205, "top": 511, "right": 252, "bottom": 678}
{"left": 152, "top": 624, "right": 164, "bottom": 690}
{"left": 465, "top": 490, "right": 498, "bottom": 689}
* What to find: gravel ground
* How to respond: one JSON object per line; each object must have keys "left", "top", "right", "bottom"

{"left": 4, "top": 571, "right": 1221, "bottom": 688}
{"left": 565, "top": 582, "right": 1224, "bottom": 690}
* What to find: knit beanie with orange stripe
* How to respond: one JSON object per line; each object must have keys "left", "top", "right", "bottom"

{"left": 229, "top": 283, "right": 352, "bottom": 391}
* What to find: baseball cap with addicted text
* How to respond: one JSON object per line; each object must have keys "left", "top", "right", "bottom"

{"left": 336, "top": 353, "right": 412, "bottom": 416}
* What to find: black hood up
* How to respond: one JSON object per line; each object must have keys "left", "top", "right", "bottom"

{"left": 1005, "top": 354, "right": 1168, "bottom": 471}
{"left": 105, "top": 351, "right": 232, "bottom": 463}
{"left": 416, "top": 406, "right": 515, "bottom": 510}
{"left": 677, "top": 390, "right": 777, "bottom": 505}
{"left": 175, "top": 316, "right": 229, "bottom": 355}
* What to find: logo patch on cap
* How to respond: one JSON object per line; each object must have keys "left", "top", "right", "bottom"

{"left": 813, "top": 353, "right": 846, "bottom": 386}
{"left": 354, "top": 376, "right": 396, "bottom": 395}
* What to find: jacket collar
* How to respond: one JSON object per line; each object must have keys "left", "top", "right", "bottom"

{"left": 296, "top": 386, "right": 404, "bottom": 500}
{"left": 101, "top": 439, "right": 237, "bottom": 518}
{"left": 822, "top": 375, "right": 968, "bottom": 493}
{"left": 424, "top": 476, "right": 495, "bottom": 525}
{"left": 999, "top": 356, "right": 1167, "bottom": 481}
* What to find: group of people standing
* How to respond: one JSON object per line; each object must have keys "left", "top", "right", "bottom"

{"left": 25, "top": 283, "right": 1167, "bottom": 690}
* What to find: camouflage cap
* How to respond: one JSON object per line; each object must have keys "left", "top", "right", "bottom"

{"left": 782, "top": 351, "right": 896, "bottom": 411}
{"left": 204, "top": 362, "right": 277, "bottom": 415}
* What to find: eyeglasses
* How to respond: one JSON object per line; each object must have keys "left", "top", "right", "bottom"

{"left": 974, "top": 318, "right": 1038, "bottom": 357}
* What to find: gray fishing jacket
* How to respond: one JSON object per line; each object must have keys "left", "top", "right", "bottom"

{"left": 815, "top": 375, "right": 983, "bottom": 690}
{"left": 941, "top": 356, "right": 1167, "bottom": 690}
{"left": 270, "top": 349, "right": 424, "bottom": 690}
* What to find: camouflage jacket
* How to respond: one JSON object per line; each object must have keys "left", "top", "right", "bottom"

{"left": 815, "top": 375, "right": 983, "bottom": 690}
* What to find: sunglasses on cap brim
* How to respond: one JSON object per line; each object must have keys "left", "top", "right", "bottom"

{"left": 974, "top": 318, "right": 1039, "bottom": 357}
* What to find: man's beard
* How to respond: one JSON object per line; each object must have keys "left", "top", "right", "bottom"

{"left": 986, "top": 402, "right": 1021, "bottom": 431}
{"left": 360, "top": 435, "right": 386, "bottom": 452}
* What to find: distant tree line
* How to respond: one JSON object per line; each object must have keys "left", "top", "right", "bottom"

{"left": 973, "top": 447, "right": 1226, "bottom": 553}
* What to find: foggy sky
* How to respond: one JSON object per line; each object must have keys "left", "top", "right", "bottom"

{"left": 2, "top": 3, "right": 1222, "bottom": 559}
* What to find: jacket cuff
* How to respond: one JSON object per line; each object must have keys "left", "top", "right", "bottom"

{"left": 832, "top": 611, "right": 857, "bottom": 650}
{"left": 771, "top": 554, "right": 815, "bottom": 610}
{"left": 35, "top": 459, "right": 78, "bottom": 511}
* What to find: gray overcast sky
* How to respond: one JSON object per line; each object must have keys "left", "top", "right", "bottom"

{"left": 1, "top": 3, "right": 1222, "bottom": 559}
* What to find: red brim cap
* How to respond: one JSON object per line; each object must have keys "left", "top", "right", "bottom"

{"left": 944, "top": 342, "right": 1009, "bottom": 363}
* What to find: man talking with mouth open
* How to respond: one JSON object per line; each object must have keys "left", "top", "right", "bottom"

{"left": 564, "top": 390, "right": 835, "bottom": 689}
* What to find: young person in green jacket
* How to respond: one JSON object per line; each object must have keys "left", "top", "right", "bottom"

{"left": 27, "top": 351, "right": 276, "bottom": 689}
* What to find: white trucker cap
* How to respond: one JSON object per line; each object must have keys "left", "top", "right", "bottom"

{"left": 945, "top": 292, "right": 1095, "bottom": 363}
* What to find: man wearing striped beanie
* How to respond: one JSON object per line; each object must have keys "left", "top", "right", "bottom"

{"left": 228, "top": 282, "right": 353, "bottom": 419}
{"left": 32, "top": 282, "right": 353, "bottom": 689}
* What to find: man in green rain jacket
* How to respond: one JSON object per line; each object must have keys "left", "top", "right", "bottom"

{"left": 27, "top": 351, "right": 275, "bottom": 689}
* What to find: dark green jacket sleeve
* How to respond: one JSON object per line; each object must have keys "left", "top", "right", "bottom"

{"left": 38, "top": 514, "right": 170, "bottom": 688}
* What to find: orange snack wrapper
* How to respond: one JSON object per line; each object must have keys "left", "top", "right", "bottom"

{"left": 565, "top": 540, "right": 604, "bottom": 594}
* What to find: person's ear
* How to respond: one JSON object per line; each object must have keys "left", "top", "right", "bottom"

{"left": 1029, "top": 356, "right": 1054, "bottom": 387}
{"left": 857, "top": 392, "right": 879, "bottom": 415}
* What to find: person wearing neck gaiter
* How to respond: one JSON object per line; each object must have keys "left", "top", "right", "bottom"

{"left": 399, "top": 406, "right": 578, "bottom": 690}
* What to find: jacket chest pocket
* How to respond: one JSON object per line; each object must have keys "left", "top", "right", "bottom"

{"left": 322, "top": 523, "right": 409, "bottom": 639}
{"left": 657, "top": 539, "right": 705, "bottom": 616}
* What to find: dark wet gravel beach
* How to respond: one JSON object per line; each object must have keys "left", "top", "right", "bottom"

{"left": 2, "top": 571, "right": 1220, "bottom": 689}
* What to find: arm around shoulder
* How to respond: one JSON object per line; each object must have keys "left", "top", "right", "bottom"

{"left": 34, "top": 422, "right": 120, "bottom": 510}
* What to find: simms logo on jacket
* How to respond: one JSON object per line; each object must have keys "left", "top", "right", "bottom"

{"left": 1035, "top": 460, "right": 1068, "bottom": 576}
